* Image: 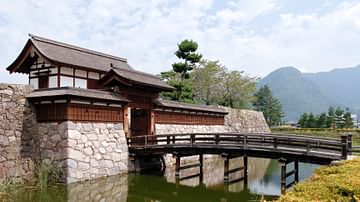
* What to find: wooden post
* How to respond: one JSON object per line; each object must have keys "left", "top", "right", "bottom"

{"left": 243, "top": 154, "right": 248, "bottom": 186}
{"left": 279, "top": 158, "right": 287, "bottom": 194}
{"left": 123, "top": 105, "right": 129, "bottom": 138}
{"left": 243, "top": 135, "right": 247, "bottom": 148}
{"left": 341, "top": 135, "right": 348, "bottom": 160}
{"left": 199, "top": 154, "right": 203, "bottom": 183}
{"left": 190, "top": 134, "right": 195, "bottom": 147}
{"left": 175, "top": 155, "right": 180, "bottom": 178}
{"left": 306, "top": 140, "right": 310, "bottom": 155}
{"left": 274, "top": 137, "right": 278, "bottom": 149}
{"left": 223, "top": 155, "right": 229, "bottom": 182}
{"left": 348, "top": 134, "right": 353, "bottom": 155}
{"left": 294, "top": 161, "right": 299, "bottom": 183}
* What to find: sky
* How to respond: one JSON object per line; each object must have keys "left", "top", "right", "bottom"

{"left": 1, "top": 0, "right": 360, "bottom": 84}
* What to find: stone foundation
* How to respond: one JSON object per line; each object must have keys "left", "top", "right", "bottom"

{"left": 64, "top": 122, "right": 129, "bottom": 183}
{"left": 37, "top": 121, "right": 130, "bottom": 183}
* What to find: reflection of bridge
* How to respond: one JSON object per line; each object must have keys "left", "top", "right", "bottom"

{"left": 128, "top": 133, "right": 353, "bottom": 193}
{"left": 127, "top": 174, "right": 268, "bottom": 202}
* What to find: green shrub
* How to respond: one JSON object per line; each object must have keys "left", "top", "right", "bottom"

{"left": 277, "top": 158, "right": 360, "bottom": 202}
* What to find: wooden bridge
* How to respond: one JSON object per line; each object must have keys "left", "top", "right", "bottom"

{"left": 127, "top": 133, "right": 353, "bottom": 193}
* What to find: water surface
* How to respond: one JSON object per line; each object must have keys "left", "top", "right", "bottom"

{"left": 1, "top": 157, "right": 319, "bottom": 202}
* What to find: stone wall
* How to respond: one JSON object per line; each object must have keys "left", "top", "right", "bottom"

{"left": 158, "top": 107, "right": 270, "bottom": 167}
{"left": 155, "top": 107, "right": 270, "bottom": 135}
{"left": 0, "top": 83, "right": 130, "bottom": 184}
{"left": 64, "top": 122, "right": 129, "bottom": 183}
{"left": 224, "top": 107, "right": 271, "bottom": 133}
{"left": 0, "top": 84, "right": 35, "bottom": 182}
{"left": 35, "top": 121, "right": 130, "bottom": 183}
{"left": 155, "top": 124, "right": 227, "bottom": 135}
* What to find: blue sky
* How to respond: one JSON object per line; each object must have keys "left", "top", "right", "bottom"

{"left": 1, "top": 0, "right": 360, "bottom": 84}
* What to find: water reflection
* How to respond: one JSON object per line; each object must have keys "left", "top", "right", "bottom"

{"left": 0, "top": 157, "right": 319, "bottom": 202}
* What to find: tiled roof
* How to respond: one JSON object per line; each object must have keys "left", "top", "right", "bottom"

{"left": 28, "top": 34, "right": 132, "bottom": 72}
{"left": 26, "top": 87, "right": 129, "bottom": 102}
{"left": 155, "top": 99, "right": 228, "bottom": 114}
{"left": 99, "top": 68, "right": 174, "bottom": 91}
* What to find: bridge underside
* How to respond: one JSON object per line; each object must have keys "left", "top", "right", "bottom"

{"left": 129, "top": 146, "right": 337, "bottom": 165}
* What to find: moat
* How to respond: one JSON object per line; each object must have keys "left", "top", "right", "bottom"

{"left": 1, "top": 157, "right": 319, "bottom": 202}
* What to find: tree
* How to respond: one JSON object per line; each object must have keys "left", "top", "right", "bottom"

{"left": 172, "top": 39, "right": 202, "bottom": 80}
{"left": 218, "top": 70, "right": 257, "bottom": 109}
{"left": 343, "top": 108, "right": 353, "bottom": 128}
{"left": 316, "top": 112, "right": 327, "bottom": 128}
{"left": 160, "top": 70, "right": 194, "bottom": 103}
{"left": 334, "top": 107, "right": 344, "bottom": 128}
{"left": 160, "top": 39, "right": 202, "bottom": 103}
{"left": 298, "top": 113, "right": 309, "bottom": 128}
{"left": 191, "top": 60, "right": 225, "bottom": 105}
{"left": 253, "top": 85, "right": 284, "bottom": 126}
{"left": 307, "top": 113, "right": 316, "bottom": 128}
{"left": 326, "top": 107, "right": 335, "bottom": 128}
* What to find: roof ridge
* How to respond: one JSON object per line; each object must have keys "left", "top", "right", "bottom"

{"left": 159, "top": 99, "right": 221, "bottom": 109}
{"left": 113, "top": 67, "right": 161, "bottom": 79}
{"left": 29, "top": 34, "right": 128, "bottom": 63}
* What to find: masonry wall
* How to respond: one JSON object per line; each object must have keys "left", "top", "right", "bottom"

{"left": 64, "top": 121, "right": 129, "bottom": 183}
{"left": 155, "top": 107, "right": 270, "bottom": 135}
{"left": 0, "top": 84, "right": 35, "bottom": 182}
{"left": 156, "top": 107, "right": 270, "bottom": 167}
{"left": 0, "top": 83, "right": 130, "bottom": 184}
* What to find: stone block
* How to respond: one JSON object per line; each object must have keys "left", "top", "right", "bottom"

{"left": 68, "top": 167, "right": 84, "bottom": 179}
{"left": 66, "top": 159, "right": 78, "bottom": 168}
{"left": 68, "top": 130, "right": 82, "bottom": 140}
{"left": 106, "top": 167, "right": 119, "bottom": 176}
{"left": 67, "top": 148, "right": 85, "bottom": 160}
{"left": 83, "top": 147, "right": 93, "bottom": 156}
{"left": 90, "top": 159, "right": 100, "bottom": 168}
{"left": 99, "top": 148, "right": 106, "bottom": 154}
{"left": 78, "top": 162, "right": 90, "bottom": 171}
{"left": 111, "top": 153, "right": 123, "bottom": 162}
{"left": 100, "top": 160, "right": 113, "bottom": 168}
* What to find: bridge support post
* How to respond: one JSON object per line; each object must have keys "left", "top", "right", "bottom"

{"left": 348, "top": 134, "right": 353, "bottom": 155}
{"left": 199, "top": 154, "right": 203, "bottom": 183}
{"left": 244, "top": 154, "right": 248, "bottom": 187}
{"left": 294, "top": 160, "right": 299, "bottom": 183}
{"left": 175, "top": 155, "right": 180, "bottom": 178}
{"left": 279, "top": 158, "right": 287, "bottom": 194}
{"left": 341, "top": 135, "right": 348, "bottom": 160}
{"left": 223, "top": 155, "right": 229, "bottom": 182}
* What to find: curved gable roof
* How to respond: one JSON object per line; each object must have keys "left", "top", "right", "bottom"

{"left": 7, "top": 34, "right": 132, "bottom": 73}
{"left": 99, "top": 68, "right": 174, "bottom": 91}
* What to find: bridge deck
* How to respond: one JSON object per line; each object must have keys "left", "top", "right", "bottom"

{"left": 128, "top": 133, "right": 350, "bottom": 164}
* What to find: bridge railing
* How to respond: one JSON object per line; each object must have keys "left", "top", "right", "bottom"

{"left": 127, "top": 133, "right": 350, "bottom": 159}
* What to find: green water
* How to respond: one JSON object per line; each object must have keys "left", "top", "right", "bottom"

{"left": 0, "top": 157, "right": 319, "bottom": 202}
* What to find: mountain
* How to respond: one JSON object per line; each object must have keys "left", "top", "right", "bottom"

{"left": 304, "top": 65, "right": 360, "bottom": 109}
{"left": 258, "top": 66, "right": 346, "bottom": 122}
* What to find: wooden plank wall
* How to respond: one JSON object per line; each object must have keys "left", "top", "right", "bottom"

{"left": 36, "top": 103, "right": 123, "bottom": 122}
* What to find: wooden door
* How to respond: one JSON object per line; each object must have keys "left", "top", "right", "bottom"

{"left": 130, "top": 108, "right": 149, "bottom": 137}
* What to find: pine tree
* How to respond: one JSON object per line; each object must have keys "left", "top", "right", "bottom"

{"left": 160, "top": 39, "right": 202, "bottom": 103}
{"left": 253, "top": 85, "right": 284, "bottom": 126}
{"left": 326, "top": 107, "right": 335, "bottom": 128}
{"left": 298, "top": 113, "right": 309, "bottom": 128}
{"left": 343, "top": 108, "right": 354, "bottom": 128}
{"left": 316, "top": 112, "right": 327, "bottom": 128}
{"left": 307, "top": 113, "right": 316, "bottom": 128}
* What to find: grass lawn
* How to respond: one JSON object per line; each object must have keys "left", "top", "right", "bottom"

{"left": 277, "top": 158, "right": 360, "bottom": 202}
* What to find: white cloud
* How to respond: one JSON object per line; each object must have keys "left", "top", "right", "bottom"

{"left": 0, "top": 0, "right": 360, "bottom": 84}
